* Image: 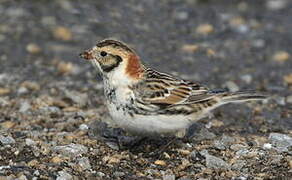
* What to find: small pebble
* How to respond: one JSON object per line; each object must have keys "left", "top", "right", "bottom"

{"left": 0, "top": 97, "right": 9, "bottom": 107}
{"left": 209, "top": 119, "right": 224, "bottom": 128}
{"left": 78, "top": 157, "right": 91, "bottom": 170}
{"left": 175, "top": 11, "right": 188, "bottom": 20}
{"left": 236, "top": 24, "right": 249, "bottom": 34}
{"left": 56, "top": 171, "right": 73, "bottom": 180}
{"left": 191, "top": 128, "right": 216, "bottom": 141}
{"left": 53, "top": 26, "right": 72, "bottom": 41}
{"left": 252, "top": 39, "right": 265, "bottom": 48}
{"left": 230, "top": 144, "right": 248, "bottom": 151}
{"left": 231, "top": 160, "right": 246, "bottom": 171}
{"left": 233, "top": 176, "right": 248, "bottom": 180}
{"left": 269, "top": 133, "right": 292, "bottom": 152}
{"left": 241, "top": 74, "right": 252, "bottom": 84}
{"left": 7, "top": 7, "right": 27, "bottom": 17}
{"left": 154, "top": 160, "right": 167, "bottom": 166}
{"left": 178, "top": 159, "right": 191, "bottom": 171}
{"left": 0, "top": 88, "right": 10, "bottom": 95}
{"left": 274, "top": 96, "right": 286, "bottom": 106}
{"left": 266, "top": 0, "right": 288, "bottom": 11}
{"left": 26, "top": 43, "right": 41, "bottom": 54}
{"left": 0, "top": 121, "right": 16, "bottom": 129}
{"left": 0, "top": 135, "right": 15, "bottom": 145}
{"left": 0, "top": 73, "right": 10, "bottom": 82}
{"left": 207, "top": 49, "right": 216, "bottom": 57}
{"left": 17, "top": 87, "right": 29, "bottom": 95}
{"left": 105, "top": 141, "right": 119, "bottom": 150}
{"left": 273, "top": 51, "right": 290, "bottom": 63}
{"left": 214, "top": 135, "right": 235, "bottom": 150}
{"left": 283, "top": 74, "right": 292, "bottom": 85}
{"left": 263, "top": 143, "right": 272, "bottom": 150}
{"left": 53, "top": 143, "right": 88, "bottom": 157}
{"left": 19, "top": 101, "right": 31, "bottom": 113}
{"left": 79, "top": 124, "right": 88, "bottom": 131}
{"left": 64, "top": 90, "right": 88, "bottom": 106}
{"left": 199, "top": 149, "right": 209, "bottom": 157}
{"left": 96, "top": 172, "right": 105, "bottom": 177}
{"left": 163, "top": 174, "right": 175, "bottom": 180}
{"left": 286, "top": 96, "right": 292, "bottom": 104}
{"left": 225, "top": 81, "right": 239, "bottom": 92}
{"left": 0, "top": 34, "right": 5, "bottom": 42}
{"left": 33, "top": 170, "right": 40, "bottom": 176}
{"left": 206, "top": 154, "right": 230, "bottom": 170}
{"left": 40, "top": 106, "right": 60, "bottom": 114}
{"left": 57, "top": 62, "right": 74, "bottom": 75}
{"left": 237, "top": 2, "right": 248, "bottom": 11}
{"left": 229, "top": 16, "right": 246, "bottom": 26}
{"left": 289, "top": 160, "right": 292, "bottom": 168}
{"left": 41, "top": 16, "right": 56, "bottom": 26}
{"left": 21, "top": 81, "right": 40, "bottom": 91}
{"left": 228, "top": 16, "right": 250, "bottom": 33}
{"left": 51, "top": 156, "right": 64, "bottom": 164}
{"left": 235, "top": 149, "right": 250, "bottom": 157}
{"left": 113, "top": 171, "right": 125, "bottom": 177}
{"left": 190, "top": 150, "right": 197, "bottom": 159}
{"left": 178, "top": 149, "right": 191, "bottom": 155}
{"left": 271, "top": 155, "right": 283, "bottom": 164}
{"left": 25, "top": 138, "right": 36, "bottom": 146}
{"left": 102, "top": 154, "right": 124, "bottom": 164}
{"left": 181, "top": 44, "right": 199, "bottom": 53}
{"left": 163, "top": 152, "right": 171, "bottom": 159}
{"left": 196, "top": 24, "right": 214, "bottom": 35}
{"left": 17, "top": 175, "right": 28, "bottom": 180}
{"left": 59, "top": 0, "right": 74, "bottom": 11}
{"left": 28, "top": 159, "right": 39, "bottom": 167}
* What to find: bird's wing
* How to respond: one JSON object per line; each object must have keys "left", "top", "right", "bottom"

{"left": 135, "top": 69, "right": 215, "bottom": 108}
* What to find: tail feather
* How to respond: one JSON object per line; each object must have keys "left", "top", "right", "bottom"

{"left": 220, "top": 91, "right": 267, "bottom": 104}
{"left": 191, "top": 91, "right": 267, "bottom": 120}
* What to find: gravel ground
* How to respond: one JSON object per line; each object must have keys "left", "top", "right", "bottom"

{"left": 0, "top": 0, "right": 292, "bottom": 179}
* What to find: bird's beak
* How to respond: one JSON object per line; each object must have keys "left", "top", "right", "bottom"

{"left": 79, "top": 50, "right": 93, "bottom": 60}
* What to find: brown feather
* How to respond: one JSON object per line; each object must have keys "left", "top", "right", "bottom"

{"left": 126, "top": 54, "right": 144, "bottom": 79}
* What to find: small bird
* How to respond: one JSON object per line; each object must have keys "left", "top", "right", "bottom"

{"left": 80, "top": 39, "right": 266, "bottom": 138}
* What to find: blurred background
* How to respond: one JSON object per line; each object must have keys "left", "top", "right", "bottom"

{"left": 0, "top": 0, "right": 291, "bottom": 179}
{"left": 0, "top": 0, "right": 291, "bottom": 128}
{"left": 1, "top": 0, "right": 291, "bottom": 89}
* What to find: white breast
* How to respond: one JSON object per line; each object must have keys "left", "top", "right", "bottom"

{"left": 106, "top": 100, "right": 192, "bottom": 136}
{"left": 103, "top": 72, "right": 193, "bottom": 136}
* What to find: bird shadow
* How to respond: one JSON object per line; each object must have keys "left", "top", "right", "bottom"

{"left": 88, "top": 120, "right": 188, "bottom": 158}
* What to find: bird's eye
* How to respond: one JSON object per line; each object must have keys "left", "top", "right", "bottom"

{"left": 100, "top": 51, "right": 107, "bottom": 57}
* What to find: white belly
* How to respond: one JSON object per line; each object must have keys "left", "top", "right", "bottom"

{"left": 103, "top": 82, "right": 194, "bottom": 136}
{"left": 107, "top": 102, "right": 192, "bottom": 136}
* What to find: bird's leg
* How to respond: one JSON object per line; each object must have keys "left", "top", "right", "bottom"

{"left": 207, "top": 112, "right": 215, "bottom": 120}
{"left": 183, "top": 122, "right": 206, "bottom": 141}
{"left": 88, "top": 121, "right": 147, "bottom": 149}
{"left": 117, "top": 136, "right": 147, "bottom": 149}
{"left": 88, "top": 121, "right": 120, "bottom": 141}
{"left": 148, "top": 136, "right": 179, "bottom": 157}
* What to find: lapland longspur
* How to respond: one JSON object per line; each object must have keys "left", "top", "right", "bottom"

{"left": 80, "top": 39, "right": 266, "bottom": 138}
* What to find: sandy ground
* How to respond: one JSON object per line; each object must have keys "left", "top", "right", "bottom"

{"left": 0, "top": 0, "right": 291, "bottom": 179}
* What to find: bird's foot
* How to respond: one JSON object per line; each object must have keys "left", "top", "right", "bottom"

{"left": 184, "top": 122, "right": 206, "bottom": 141}
{"left": 88, "top": 121, "right": 146, "bottom": 150}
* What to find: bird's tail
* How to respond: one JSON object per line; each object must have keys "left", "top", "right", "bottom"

{"left": 188, "top": 90, "right": 267, "bottom": 122}
{"left": 219, "top": 91, "right": 268, "bottom": 104}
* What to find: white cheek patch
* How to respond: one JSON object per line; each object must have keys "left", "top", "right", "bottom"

{"left": 91, "top": 60, "right": 102, "bottom": 72}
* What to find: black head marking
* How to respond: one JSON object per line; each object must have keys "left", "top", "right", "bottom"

{"left": 96, "top": 39, "right": 134, "bottom": 53}
{"left": 100, "top": 55, "right": 123, "bottom": 72}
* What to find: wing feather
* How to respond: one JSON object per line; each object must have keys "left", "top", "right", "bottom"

{"left": 135, "top": 69, "right": 215, "bottom": 108}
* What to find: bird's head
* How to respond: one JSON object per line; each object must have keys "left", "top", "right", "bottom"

{"left": 80, "top": 39, "right": 144, "bottom": 80}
